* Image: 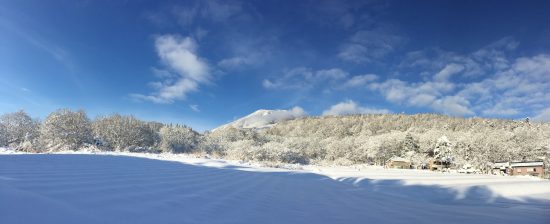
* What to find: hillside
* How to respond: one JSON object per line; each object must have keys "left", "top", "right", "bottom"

{"left": 205, "top": 113, "right": 550, "bottom": 174}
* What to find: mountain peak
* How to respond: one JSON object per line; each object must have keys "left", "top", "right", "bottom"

{"left": 212, "top": 107, "right": 306, "bottom": 131}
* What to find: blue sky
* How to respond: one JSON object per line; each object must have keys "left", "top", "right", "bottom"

{"left": 1, "top": 0, "right": 550, "bottom": 131}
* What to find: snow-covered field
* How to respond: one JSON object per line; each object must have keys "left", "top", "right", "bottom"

{"left": 1, "top": 151, "right": 549, "bottom": 224}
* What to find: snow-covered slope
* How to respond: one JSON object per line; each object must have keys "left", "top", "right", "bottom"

{"left": 212, "top": 107, "right": 305, "bottom": 131}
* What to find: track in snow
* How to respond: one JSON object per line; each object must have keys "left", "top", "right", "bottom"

{"left": 0, "top": 154, "right": 549, "bottom": 224}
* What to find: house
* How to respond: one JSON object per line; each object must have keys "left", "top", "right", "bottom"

{"left": 510, "top": 161, "right": 544, "bottom": 178}
{"left": 386, "top": 157, "right": 411, "bottom": 169}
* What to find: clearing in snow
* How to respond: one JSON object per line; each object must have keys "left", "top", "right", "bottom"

{"left": 0, "top": 153, "right": 549, "bottom": 224}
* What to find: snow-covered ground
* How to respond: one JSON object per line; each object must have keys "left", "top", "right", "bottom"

{"left": 1, "top": 150, "right": 549, "bottom": 223}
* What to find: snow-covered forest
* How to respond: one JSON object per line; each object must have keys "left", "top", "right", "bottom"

{"left": 1, "top": 109, "right": 549, "bottom": 177}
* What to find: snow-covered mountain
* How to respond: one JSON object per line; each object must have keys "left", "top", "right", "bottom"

{"left": 212, "top": 107, "right": 306, "bottom": 131}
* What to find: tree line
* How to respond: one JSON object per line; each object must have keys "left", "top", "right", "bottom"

{"left": 1, "top": 109, "right": 549, "bottom": 176}
{"left": 0, "top": 109, "right": 198, "bottom": 154}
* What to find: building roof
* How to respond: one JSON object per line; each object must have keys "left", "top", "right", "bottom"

{"left": 510, "top": 161, "right": 544, "bottom": 167}
{"left": 389, "top": 157, "right": 410, "bottom": 163}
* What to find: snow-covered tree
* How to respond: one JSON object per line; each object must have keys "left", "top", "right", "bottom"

{"left": 159, "top": 124, "right": 200, "bottom": 153}
{"left": 401, "top": 133, "right": 425, "bottom": 166}
{"left": 0, "top": 110, "right": 40, "bottom": 147}
{"left": 402, "top": 133, "right": 420, "bottom": 153}
{"left": 2, "top": 108, "right": 548, "bottom": 170}
{"left": 92, "top": 114, "right": 160, "bottom": 151}
{"left": 262, "top": 141, "right": 308, "bottom": 164}
{"left": 0, "top": 123, "right": 7, "bottom": 146}
{"left": 40, "top": 109, "right": 93, "bottom": 150}
{"left": 433, "top": 136, "right": 454, "bottom": 166}
{"left": 204, "top": 113, "right": 550, "bottom": 167}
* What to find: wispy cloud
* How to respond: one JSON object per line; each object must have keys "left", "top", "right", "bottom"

{"left": 0, "top": 8, "right": 82, "bottom": 91}
{"left": 341, "top": 74, "right": 378, "bottom": 88}
{"left": 261, "top": 36, "right": 549, "bottom": 118}
{"left": 533, "top": 107, "right": 550, "bottom": 122}
{"left": 323, "top": 100, "right": 391, "bottom": 116}
{"left": 263, "top": 67, "right": 348, "bottom": 90}
{"left": 338, "top": 29, "right": 406, "bottom": 63}
{"left": 433, "top": 63, "right": 464, "bottom": 82}
{"left": 132, "top": 35, "right": 210, "bottom": 104}
{"left": 366, "top": 37, "right": 550, "bottom": 117}
{"left": 171, "top": 0, "right": 244, "bottom": 28}
{"left": 217, "top": 56, "right": 254, "bottom": 69}
{"left": 189, "top": 104, "right": 200, "bottom": 112}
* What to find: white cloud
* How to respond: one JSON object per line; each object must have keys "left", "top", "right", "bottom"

{"left": 338, "top": 44, "right": 369, "bottom": 63}
{"left": 315, "top": 68, "right": 348, "bottom": 80}
{"left": 132, "top": 35, "right": 210, "bottom": 104}
{"left": 370, "top": 37, "right": 550, "bottom": 118}
{"left": 189, "top": 104, "right": 200, "bottom": 112}
{"left": 277, "top": 106, "right": 306, "bottom": 120}
{"left": 399, "top": 38, "right": 520, "bottom": 79}
{"left": 322, "top": 100, "right": 391, "bottom": 116}
{"left": 155, "top": 35, "right": 210, "bottom": 83}
{"left": 482, "top": 106, "right": 519, "bottom": 116}
{"left": 433, "top": 63, "right": 464, "bottom": 82}
{"left": 431, "top": 96, "right": 474, "bottom": 116}
{"left": 533, "top": 107, "right": 550, "bottom": 122}
{"left": 371, "top": 79, "right": 454, "bottom": 107}
{"left": 513, "top": 54, "right": 550, "bottom": 82}
{"left": 461, "top": 54, "right": 550, "bottom": 117}
{"left": 369, "top": 77, "right": 474, "bottom": 116}
{"left": 409, "top": 94, "right": 437, "bottom": 107}
{"left": 343, "top": 74, "right": 378, "bottom": 87}
{"left": 267, "top": 38, "right": 549, "bottom": 119}
{"left": 263, "top": 67, "right": 348, "bottom": 90}
{"left": 157, "top": 79, "right": 199, "bottom": 101}
{"left": 215, "top": 36, "right": 274, "bottom": 71}
{"left": 262, "top": 79, "right": 278, "bottom": 89}
{"left": 151, "top": 68, "right": 175, "bottom": 79}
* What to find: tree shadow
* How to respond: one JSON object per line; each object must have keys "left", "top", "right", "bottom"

{"left": 335, "top": 177, "right": 550, "bottom": 208}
